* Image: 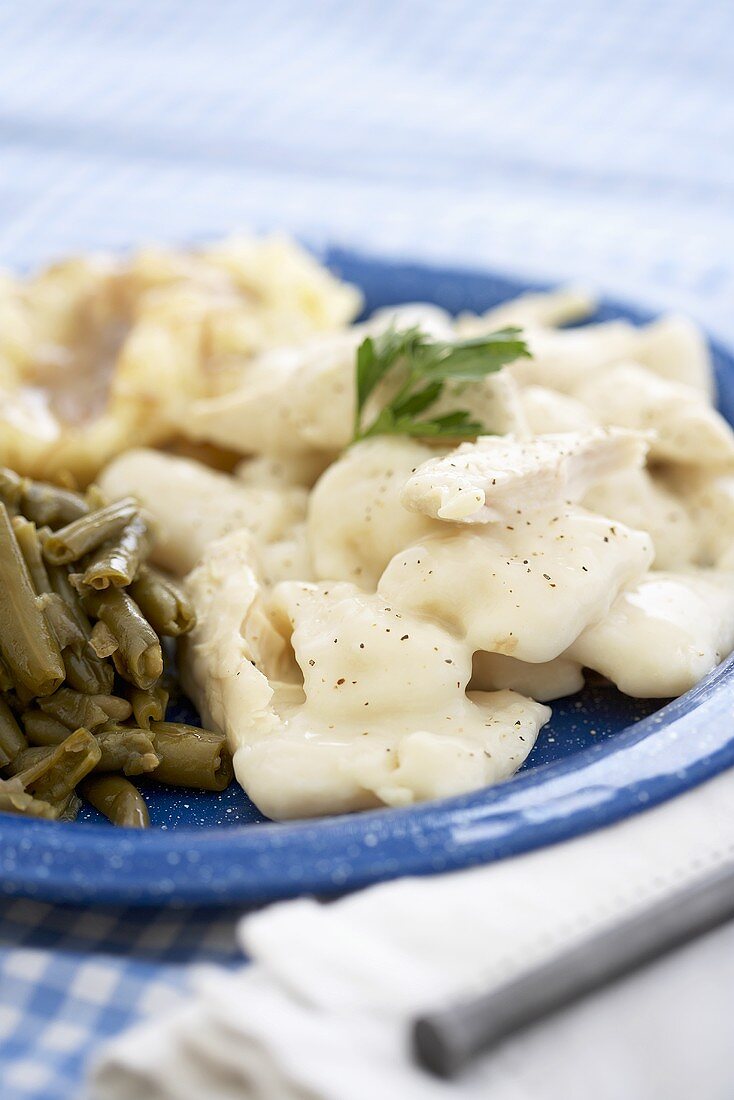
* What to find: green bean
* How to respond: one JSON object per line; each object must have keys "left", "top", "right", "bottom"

{"left": 79, "top": 775, "right": 150, "bottom": 828}
{"left": 36, "top": 592, "right": 85, "bottom": 651}
{"left": 80, "top": 513, "right": 152, "bottom": 590}
{"left": 0, "top": 467, "right": 23, "bottom": 514}
{"left": 13, "top": 728, "right": 101, "bottom": 804}
{"left": 130, "top": 685, "right": 169, "bottom": 729}
{"left": 0, "top": 656, "right": 13, "bottom": 693}
{"left": 43, "top": 688, "right": 131, "bottom": 727}
{"left": 11, "top": 521, "right": 88, "bottom": 652}
{"left": 0, "top": 776, "right": 57, "bottom": 819}
{"left": 129, "top": 566, "right": 196, "bottom": 637}
{"left": 12, "top": 516, "right": 51, "bottom": 592}
{"left": 0, "top": 503, "right": 65, "bottom": 697}
{"left": 94, "top": 725, "right": 160, "bottom": 776}
{"left": 89, "top": 620, "right": 118, "bottom": 659}
{"left": 20, "top": 480, "right": 89, "bottom": 528}
{"left": 57, "top": 791, "right": 82, "bottom": 821}
{"left": 0, "top": 696, "right": 27, "bottom": 762}
{"left": 37, "top": 688, "right": 112, "bottom": 732}
{"left": 47, "top": 565, "right": 114, "bottom": 694}
{"left": 42, "top": 497, "right": 139, "bottom": 565}
{"left": 150, "top": 721, "right": 233, "bottom": 791}
{"left": 94, "top": 695, "right": 134, "bottom": 722}
{"left": 22, "top": 710, "right": 76, "bottom": 746}
{"left": 82, "top": 588, "right": 163, "bottom": 690}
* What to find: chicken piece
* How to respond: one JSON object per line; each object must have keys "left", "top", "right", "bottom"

{"left": 401, "top": 429, "right": 647, "bottom": 524}
{"left": 520, "top": 386, "right": 599, "bottom": 434}
{"left": 574, "top": 363, "right": 734, "bottom": 466}
{"left": 470, "top": 652, "right": 584, "bottom": 702}
{"left": 379, "top": 507, "right": 654, "bottom": 663}
{"left": 583, "top": 467, "right": 698, "bottom": 570}
{"left": 307, "top": 438, "right": 441, "bottom": 588}
{"left": 99, "top": 449, "right": 306, "bottom": 574}
{"left": 456, "top": 286, "right": 596, "bottom": 334}
{"left": 182, "top": 541, "right": 551, "bottom": 819}
{"left": 568, "top": 571, "right": 734, "bottom": 697}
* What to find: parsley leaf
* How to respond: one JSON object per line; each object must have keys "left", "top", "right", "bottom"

{"left": 352, "top": 325, "right": 530, "bottom": 443}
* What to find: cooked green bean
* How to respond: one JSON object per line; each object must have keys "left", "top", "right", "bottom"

{"left": 94, "top": 725, "right": 160, "bottom": 776}
{"left": 89, "top": 620, "right": 119, "bottom": 659}
{"left": 20, "top": 480, "right": 89, "bottom": 528}
{"left": 95, "top": 695, "right": 133, "bottom": 722}
{"left": 12, "top": 516, "right": 51, "bottom": 592}
{"left": 80, "top": 513, "right": 152, "bottom": 590}
{"left": 47, "top": 565, "right": 114, "bottom": 694}
{"left": 57, "top": 791, "right": 82, "bottom": 821}
{"left": 129, "top": 566, "right": 196, "bottom": 637}
{"left": 22, "top": 710, "right": 76, "bottom": 746}
{"left": 82, "top": 588, "right": 163, "bottom": 690}
{"left": 0, "top": 503, "right": 65, "bottom": 697}
{"left": 150, "top": 721, "right": 233, "bottom": 791}
{"left": 80, "top": 775, "right": 150, "bottom": 828}
{"left": 0, "top": 467, "right": 23, "bottom": 513}
{"left": 42, "top": 497, "right": 139, "bottom": 565}
{"left": 36, "top": 592, "right": 86, "bottom": 651}
{"left": 0, "top": 776, "right": 57, "bottom": 819}
{"left": 0, "top": 696, "right": 27, "bottom": 762}
{"left": 13, "top": 728, "right": 101, "bottom": 804}
{"left": 38, "top": 688, "right": 112, "bottom": 731}
{"left": 0, "top": 656, "right": 13, "bottom": 693}
{"left": 130, "top": 685, "right": 169, "bottom": 729}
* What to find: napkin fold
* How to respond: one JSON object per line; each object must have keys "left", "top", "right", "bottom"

{"left": 92, "top": 767, "right": 734, "bottom": 1100}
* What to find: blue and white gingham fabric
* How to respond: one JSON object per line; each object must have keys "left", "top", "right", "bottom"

{"left": 0, "top": 2, "right": 733, "bottom": 1096}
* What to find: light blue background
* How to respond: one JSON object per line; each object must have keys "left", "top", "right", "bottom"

{"left": 0, "top": 3, "right": 732, "bottom": 1097}
{"left": 0, "top": 0, "right": 732, "bottom": 340}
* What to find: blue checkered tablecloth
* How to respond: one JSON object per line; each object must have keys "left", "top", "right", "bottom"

{"left": 0, "top": 2, "right": 733, "bottom": 1097}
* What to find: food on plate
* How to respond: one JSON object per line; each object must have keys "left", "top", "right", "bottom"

{"left": 0, "top": 469, "right": 231, "bottom": 823}
{"left": 2, "top": 245, "right": 734, "bottom": 825}
{"left": 0, "top": 235, "right": 361, "bottom": 483}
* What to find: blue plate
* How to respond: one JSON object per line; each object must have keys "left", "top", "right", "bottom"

{"left": 2, "top": 248, "right": 734, "bottom": 906}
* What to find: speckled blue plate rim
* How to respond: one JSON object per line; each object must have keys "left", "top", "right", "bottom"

{"left": 1, "top": 246, "right": 733, "bottom": 906}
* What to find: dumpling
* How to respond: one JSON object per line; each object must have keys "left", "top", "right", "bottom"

{"left": 367, "top": 302, "right": 455, "bottom": 339}
{"left": 181, "top": 330, "right": 361, "bottom": 458}
{"left": 574, "top": 363, "right": 734, "bottom": 466}
{"left": 401, "top": 430, "right": 647, "bottom": 524}
{"left": 455, "top": 286, "right": 596, "bottom": 334}
{"left": 181, "top": 328, "right": 527, "bottom": 459}
{"left": 470, "top": 652, "right": 584, "bottom": 701}
{"left": 583, "top": 467, "right": 698, "bottom": 569}
{"left": 490, "top": 313, "right": 713, "bottom": 399}
{"left": 568, "top": 571, "right": 734, "bottom": 697}
{"left": 520, "top": 386, "right": 599, "bottom": 434}
{"left": 182, "top": 540, "right": 550, "bottom": 820}
{"left": 99, "top": 449, "right": 306, "bottom": 574}
{"left": 379, "top": 507, "right": 654, "bottom": 663}
{"left": 633, "top": 315, "right": 714, "bottom": 399}
{"left": 665, "top": 469, "right": 734, "bottom": 567}
{"left": 508, "top": 321, "right": 639, "bottom": 393}
{"left": 307, "top": 438, "right": 440, "bottom": 588}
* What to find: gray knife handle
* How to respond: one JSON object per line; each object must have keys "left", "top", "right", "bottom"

{"left": 413, "top": 859, "right": 734, "bottom": 1078}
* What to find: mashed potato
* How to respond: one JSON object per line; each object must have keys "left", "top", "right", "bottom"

{"left": 0, "top": 235, "right": 361, "bottom": 484}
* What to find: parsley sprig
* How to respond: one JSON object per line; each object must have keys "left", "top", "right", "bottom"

{"left": 353, "top": 326, "right": 530, "bottom": 442}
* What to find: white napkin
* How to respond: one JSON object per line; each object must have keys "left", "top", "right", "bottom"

{"left": 91, "top": 768, "right": 734, "bottom": 1100}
